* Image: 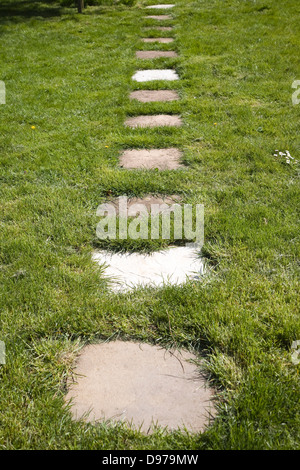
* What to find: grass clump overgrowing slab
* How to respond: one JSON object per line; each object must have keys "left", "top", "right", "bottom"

{"left": 0, "top": 0, "right": 299, "bottom": 450}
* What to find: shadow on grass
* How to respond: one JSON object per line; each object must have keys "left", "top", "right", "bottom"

{"left": 0, "top": 0, "right": 73, "bottom": 24}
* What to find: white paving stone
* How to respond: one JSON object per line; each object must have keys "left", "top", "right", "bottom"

{"left": 132, "top": 69, "right": 179, "bottom": 82}
{"left": 145, "top": 4, "right": 175, "bottom": 8}
{"left": 92, "top": 246, "right": 204, "bottom": 292}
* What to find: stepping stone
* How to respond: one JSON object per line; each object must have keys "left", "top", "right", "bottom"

{"left": 125, "top": 114, "right": 182, "bottom": 128}
{"left": 144, "top": 26, "right": 173, "bottom": 31}
{"left": 145, "top": 3, "right": 175, "bottom": 8}
{"left": 130, "top": 90, "right": 179, "bottom": 102}
{"left": 92, "top": 246, "right": 203, "bottom": 291}
{"left": 109, "top": 194, "right": 182, "bottom": 215}
{"left": 132, "top": 69, "right": 179, "bottom": 82}
{"left": 144, "top": 15, "right": 172, "bottom": 20}
{"left": 142, "top": 37, "right": 174, "bottom": 43}
{"left": 119, "top": 148, "right": 183, "bottom": 170}
{"left": 65, "top": 341, "right": 215, "bottom": 433}
{"left": 136, "top": 50, "right": 177, "bottom": 59}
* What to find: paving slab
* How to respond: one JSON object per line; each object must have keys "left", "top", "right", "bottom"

{"left": 65, "top": 341, "right": 215, "bottom": 433}
{"left": 132, "top": 69, "right": 179, "bottom": 82}
{"left": 125, "top": 114, "right": 182, "bottom": 128}
{"left": 109, "top": 195, "right": 181, "bottom": 215}
{"left": 142, "top": 37, "right": 174, "bottom": 43}
{"left": 129, "top": 90, "right": 179, "bottom": 102}
{"left": 144, "top": 15, "right": 172, "bottom": 20}
{"left": 92, "top": 246, "right": 203, "bottom": 291}
{"left": 145, "top": 4, "right": 175, "bottom": 8}
{"left": 119, "top": 148, "right": 183, "bottom": 170}
{"left": 136, "top": 50, "right": 177, "bottom": 59}
{"left": 144, "top": 26, "right": 173, "bottom": 31}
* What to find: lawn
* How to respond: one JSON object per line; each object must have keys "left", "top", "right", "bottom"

{"left": 0, "top": 0, "right": 299, "bottom": 450}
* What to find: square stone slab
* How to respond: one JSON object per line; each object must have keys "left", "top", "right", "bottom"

{"left": 145, "top": 4, "right": 175, "bottom": 8}
{"left": 92, "top": 246, "right": 203, "bottom": 291}
{"left": 65, "top": 341, "right": 215, "bottom": 434}
{"left": 129, "top": 90, "right": 179, "bottom": 102}
{"left": 142, "top": 37, "right": 174, "bottom": 43}
{"left": 119, "top": 148, "right": 183, "bottom": 170}
{"left": 132, "top": 69, "right": 179, "bottom": 82}
{"left": 125, "top": 114, "right": 182, "bottom": 128}
{"left": 144, "top": 15, "right": 172, "bottom": 20}
{"left": 136, "top": 50, "right": 177, "bottom": 59}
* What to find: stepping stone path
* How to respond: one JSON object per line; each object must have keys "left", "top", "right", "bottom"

{"left": 142, "top": 37, "right": 174, "bottom": 43}
{"left": 65, "top": 341, "right": 215, "bottom": 434}
{"left": 125, "top": 114, "right": 182, "bottom": 128}
{"left": 136, "top": 50, "right": 177, "bottom": 58}
{"left": 66, "top": 2, "right": 215, "bottom": 435}
{"left": 129, "top": 89, "right": 179, "bottom": 102}
{"left": 144, "top": 26, "right": 173, "bottom": 31}
{"left": 119, "top": 148, "right": 183, "bottom": 170}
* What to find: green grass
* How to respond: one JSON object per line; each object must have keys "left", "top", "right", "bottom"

{"left": 0, "top": 0, "right": 299, "bottom": 450}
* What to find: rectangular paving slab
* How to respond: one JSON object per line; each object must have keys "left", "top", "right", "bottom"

{"left": 144, "top": 15, "right": 172, "bottom": 20}
{"left": 92, "top": 246, "right": 204, "bottom": 291}
{"left": 136, "top": 50, "right": 177, "bottom": 59}
{"left": 144, "top": 26, "right": 173, "bottom": 31}
{"left": 142, "top": 37, "right": 174, "bottom": 43}
{"left": 145, "top": 4, "right": 175, "bottom": 8}
{"left": 125, "top": 114, "right": 182, "bottom": 128}
{"left": 65, "top": 341, "right": 215, "bottom": 434}
{"left": 132, "top": 69, "right": 179, "bottom": 82}
{"left": 129, "top": 90, "right": 180, "bottom": 102}
{"left": 119, "top": 148, "right": 183, "bottom": 170}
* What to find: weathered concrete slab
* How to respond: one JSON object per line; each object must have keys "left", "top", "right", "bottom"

{"left": 142, "top": 37, "right": 174, "bottom": 43}
{"left": 129, "top": 90, "right": 179, "bottom": 102}
{"left": 144, "top": 15, "right": 172, "bottom": 20}
{"left": 119, "top": 148, "right": 183, "bottom": 170}
{"left": 144, "top": 26, "right": 173, "bottom": 31}
{"left": 92, "top": 246, "right": 203, "bottom": 291}
{"left": 132, "top": 69, "right": 179, "bottom": 82}
{"left": 145, "top": 4, "right": 175, "bottom": 8}
{"left": 125, "top": 114, "right": 182, "bottom": 128}
{"left": 109, "top": 195, "right": 182, "bottom": 214}
{"left": 65, "top": 341, "right": 215, "bottom": 433}
{"left": 136, "top": 50, "right": 177, "bottom": 59}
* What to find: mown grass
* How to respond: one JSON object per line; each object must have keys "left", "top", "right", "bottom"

{"left": 0, "top": 0, "right": 299, "bottom": 450}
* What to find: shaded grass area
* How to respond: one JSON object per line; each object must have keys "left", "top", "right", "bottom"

{"left": 0, "top": 0, "right": 299, "bottom": 450}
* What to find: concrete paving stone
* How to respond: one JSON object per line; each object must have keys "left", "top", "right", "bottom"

{"left": 132, "top": 69, "right": 179, "bottom": 82}
{"left": 136, "top": 50, "right": 177, "bottom": 59}
{"left": 65, "top": 341, "right": 215, "bottom": 434}
{"left": 125, "top": 114, "right": 182, "bottom": 128}
{"left": 145, "top": 4, "right": 175, "bottom": 8}
{"left": 92, "top": 246, "right": 203, "bottom": 291}
{"left": 144, "top": 15, "right": 172, "bottom": 20}
{"left": 129, "top": 90, "right": 180, "bottom": 102}
{"left": 119, "top": 148, "right": 183, "bottom": 170}
{"left": 108, "top": 194, "right": 182, "bottom": 215}
{"left": 144, "top": 26, "right": 173, "bottom": 31}
{"left": 142, "top": 37, "right": 174, "bottom": 43}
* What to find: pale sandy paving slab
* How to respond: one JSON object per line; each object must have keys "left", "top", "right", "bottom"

{"left": 92, "top": 246, "right": 204, "bottom": 291}
{"left": 136, "top": 50, "right": 177, "bottom": 59}
{"left": 65, "top": 341, "right": 215, "bottom": 434}
{"left": 130, "top": 90, "right": 179, "bottom": 102}
{"left": 144, "top": 26, "right": 173, "bottom": 31}
{"left": 125, "top": 114, "right": 182, "bottom": 128}
{"left": 144, "top": 15, "right": 172, "bottom": 20}
{"left": 142, "top": 37, "right": 174, "bottom": 43}
{"left": 108, "top": 195, "right": 182, "bottom": 214}
{"left": 145, "top": 4, "right": 175, "bottom": 8}
{"left": 132, "top": 69, "right": 179, "bottom": 82}
{"left": 119, "top": 148, "right": 183, "bottom": 170}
